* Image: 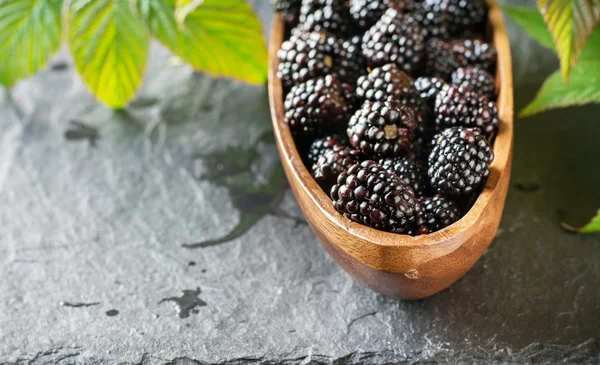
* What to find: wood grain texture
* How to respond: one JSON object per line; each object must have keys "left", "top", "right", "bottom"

{"left": 268, "top": 1, "right": 514, "bottom": 300}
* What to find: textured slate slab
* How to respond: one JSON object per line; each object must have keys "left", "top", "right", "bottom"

{"left": 1, "top": 2, "right": 599, "bottom": 364}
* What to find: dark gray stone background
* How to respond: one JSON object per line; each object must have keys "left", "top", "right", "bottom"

{"left": 1, "top": 1, "right": 599, "bottom": 364}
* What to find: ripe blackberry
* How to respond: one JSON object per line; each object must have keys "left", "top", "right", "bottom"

{"left": 285, "top": 75, "right": 356, "bottom": 136}
{"left": 446, "top": 0, "right": 487, "bottom": 34}
{"left": 312, "top": 145, "right": 362, "bottom": 190}
{"left": 332, "top": 36, "right": 366, "bottom": 85}
{"left": 451, "top": 66, "right": 495, "bottom": 99}
{"left": 300, "top": 0, "right": 350, "bottom": 37}
{"left": 452, "top": 39, "right": 497, "bottom": 72}
{"left": 424, "top": 38, "right": 460, "bottom": 80}
{"left": 362, "top": 8, "right": 426, "bottom": 76}
{"left": 414, "top": 76, "right": 447, "bottom": 110}
{"left": 435, "top": 84, "right": 498, "bottom": 135}
{"left": 349, "top": 0, "right": 392, "bottom": 31}
{"left": 356, "top": 64, "right": 429, "bottom": 133}
{"left": 271, "top": 0, "right": 301, "bottom": 25}
{"left": 277, "top": 31, "right": 333, "bottom": 88}
{"left": 412, "top": 0, "right": 451, "bottom": 39}
{"left": 331, "top": 160, "right": 422, "bottom": 233}
{"left": 379, "top": 156, "right": 428, "bottom": 196}
{"left": 428, "top": 127, "right": 494, "bottom": 196}
{"left": 419, "top": 194, "right": 461, "bottom": 232}
{"left": 307, "top": 134, "right": 349, "bottom": 165}
{"left": 348, "top": 101, "right": 416, "bottom": 158}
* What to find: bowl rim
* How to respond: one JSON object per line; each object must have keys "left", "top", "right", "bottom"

{"left": 268, "top": 0, "right": 514, "bottom": 249}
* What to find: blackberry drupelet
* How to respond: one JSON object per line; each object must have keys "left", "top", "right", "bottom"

{"left": 277, "top": 31, "right": 333, "bottom": 88}
{"left": 379, "top": 156, "right": 428, "bottom": 196}
{"left": 285, "top": 75, "right": 356, "bottom": 136}
{"left": 412, "top": 0, "right": 451, "bottom": 39}
{"left": 349, "top": 0, "right": 390, "bottom": 31}
{"left": 419, "top": 194, "right": 461, "bottom": 232}
{"left": 424, "top": 38, "right": 460, "bottom": 80}
{"left": 348, "top": 101, "right": 416, "bottom": 158}
{"left": 414, "top": 76, "right": 447, "bottom": 110}
{"left": 428, "top": 127, "right": 494, "bottom": 196}
{"left": 356, "top": 64, "right": 429, "bottom": 132}
{"left": 271, "top": 0, "right": 301, "bottom": 25}
{"left": 332, "top": 36, "right": 366, "bottom": 85}
{"left": 312, "top": 145, "right": 362, "bottom": 191}
{"left": 331, "top": 160, "right": 422, "bottom": 233}
{"left": 447, "top": 0, "right": 487, "bottom": 34}
{"left": 307, "top": 134, "right": 349, "bottom": 165}
{"left": 451, "top": 66, "right": 495, "bottom": 99}
{"left": 362, "top": 8, "right": 426, "bottom": 75}
{"left": 452, "top": 39, "right": 497, "bottom": 72}
{"left": 435, "top": 84, "right": 499, "bottom": 135}
{"left": 300, "top": 0, "right": 350, "bottom": 37}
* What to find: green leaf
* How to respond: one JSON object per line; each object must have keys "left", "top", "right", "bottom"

{"left": 175, "top": 0, "right": 203, "bottom": 25}
{"left": 0, "top": 0, "right": 63, "bottom": 87}
{"left": 520, "top": 27, "right": 600, "bottom": 116}
{"left": 501, "top": 5, "right": 556, "bottom": 51}
{"left": 138, "top": 0, "right": 267, "bottom": 84}
{"left": 562, "top": 209, "right": 600, "bottom": 233}
{"left": 67, "top": 0, "right": 149, "bottom": 108}
{"left": 520, "top": 60, "right": 600, "bottom": 116}
{"left": 537, "top": 0, "right": 600, "bottom": 83}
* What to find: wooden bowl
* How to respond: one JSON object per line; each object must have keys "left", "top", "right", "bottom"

{"left": 268, "top": 1, "right": 513, "bottom": 300}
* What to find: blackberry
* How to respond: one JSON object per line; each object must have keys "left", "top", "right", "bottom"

{"left": 349, "top": 0, "right": 391, "bottom": 31}
{"left": 379, "top": 156, "right": 428, "bottom": 196}
{"left": 356, "top": 64, "right": 429, "bottom": 133}
{"left": 419, "top": 194, "right": 461, "bottom": 232}
{"left": 412, "top": 0, "right": 451, "bottom": 39}
{"left": 428, "top": 127, "right": 494, "bottom": 196}
{"left": 452, "top": 39, "right": 497, "bottom": 72}
{"left": 300, "top": 0, "right": 350, "bottom": 37}
{"left": 446, "top": 0, "right": 487, "bottom": 34}
{"left": 332, "top": 36, "right": 366, "bottom": 85}
{"left": 285, "top": 75, "right": 355, "bottom": 136}
{"left": 435, "top": 84, "right": 499, "bottom": 135}
{"left": 331, "top": 160, "right": 422, "bottom": 233}
{"left": 414, "top": 76, "right": 447, "bottom": 110}
{"left": 362, "top": 8, "right": 426, "bottom": 75}
{"left": 271, "top": 0, "right": 301, "bottom": 25}
{"left": 451, "top": 66, "right": 495, "bottom": 99}
{"left": 307, "top": 134, "right": 349, "bottom": 165}
{"left": 348, "top": 101, "right": 416, "bottom": 158}
{"left": 424, "top": 38, "right": 460, "bottom": 80}
{"left": 277, "top": 31, "right": 333, "bottom": 88}
{"left": 312, "top": 145, "right": 362, "bottom": 190}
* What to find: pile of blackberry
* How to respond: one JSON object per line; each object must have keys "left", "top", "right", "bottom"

{"left": 274, "top": 0, "right": 499, "bottom": 235}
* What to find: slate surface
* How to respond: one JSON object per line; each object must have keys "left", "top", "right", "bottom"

{"left": 1, "top": 2, "right": 599, "bottom": 364}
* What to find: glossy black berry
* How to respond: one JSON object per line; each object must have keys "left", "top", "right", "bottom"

{"left": 424, "top": 38, "right": 460, "bottom": 80}
{"left": 331, "top": 160, "right": 422, "bottom": 233}
{"left": 271, "top": 0, "right": 301, "bottom": 25}
{"left": 419, "top": 194, "right": 461, "bottom": 232}
{"left": 412, "top": 0, "right": 452, "bottom": 39}
{"left": 428, "top": 127, "right": 494, "bottom": 196}
{"left": 307, "top": 134, "right": 349, "bottom": 165}
{"left": 332, "top": 36, "right": 367, "bottom": 85}
{"left": 379, "top": 156, "right": 428, "bottom": 196}
{"left": 451, "top": 66, "right": 495, "bottom": 99}
{"left": 414, "top": 76, "right": 447, "bottom": 110}
{"left": 312, "top": 144, "right": 362, "bottom": 191}
{"left": 452, "top": 39, "right": 497, "bottom": 72}
{"left": 300, "top": 0, "right": 350, "bottom": 37}
{"left": 446, "top": 0, "right": 487, "bottom": 34}
{"left": 435, "top": 84, "right": 499, "bottom": 135}
{"left": 348, "top": 101, "right": 416, "bottom": 158}
{"left": 356, "top": 64, "right": 429, "bottom": 133}
{"left": 362, "top": 8, "right": 426, "bottom": 76}
{"left": 277, "top": 31, "right": 333, "bottom": 88}
{"left": 285, "top": 75, "right": 356, "bottom": 136}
